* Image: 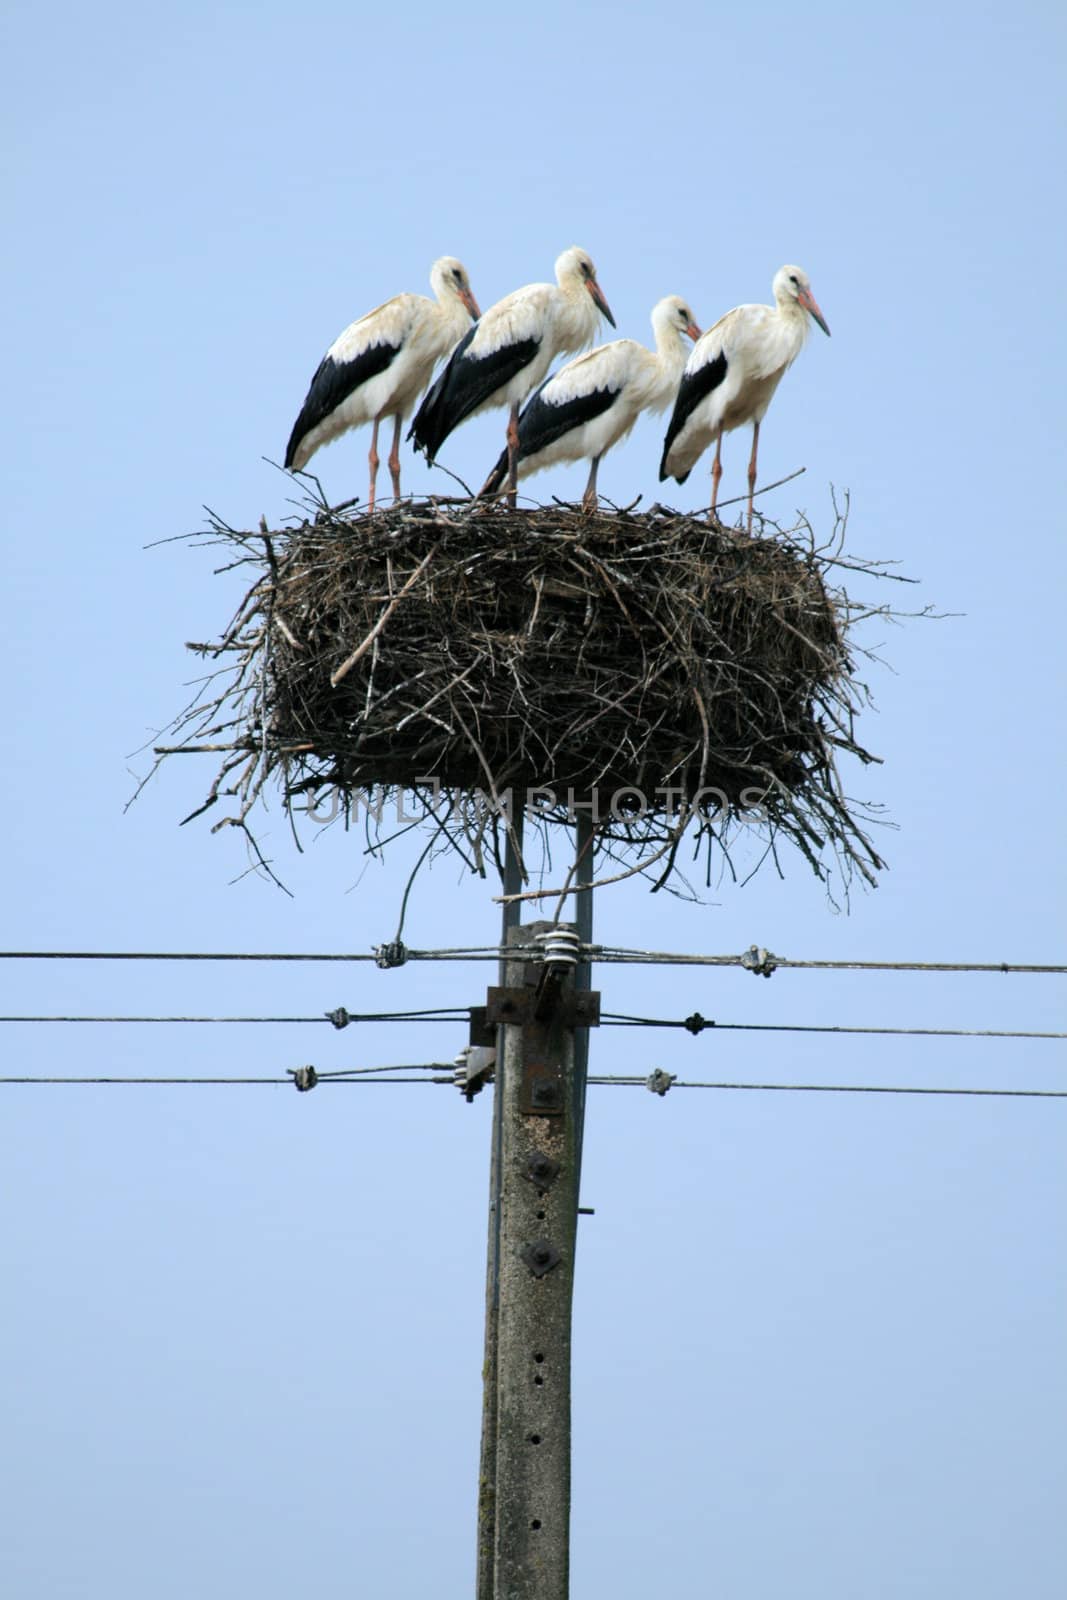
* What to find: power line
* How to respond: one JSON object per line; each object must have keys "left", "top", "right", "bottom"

{"left": 0, "top": 1010, "right": 467, "bottom": 1025}
{"left": 602, "top": 1013, "right": 1067, "bottom": 1042}
{"left": 595, "top": 947, "right": 1067, "bottom": 976}
{"left": 0, "top": 946, "right": 1064, "bottom": 975}
{"left": 588, "top": 1078, "right": 1067, "bottom": 1099}
{"left": 0, "top": 948, "right": 502, "bottom": 964}
{"left": 0, "top": 1075, "right": 451, "bottom": 1085}
{"left": 2, "top": 1073, "right": 1063, "bottom": 1098}
{"left": 4, "top": 1011, "right": 1062, "bottom": 1041}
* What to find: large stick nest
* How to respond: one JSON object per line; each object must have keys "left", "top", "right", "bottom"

{"left": 155, "top": 497, "right": 896, "bottom": 899}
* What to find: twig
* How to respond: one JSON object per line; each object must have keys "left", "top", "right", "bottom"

{"left": 330, "top": 544, "right": 440, "bottom": 686}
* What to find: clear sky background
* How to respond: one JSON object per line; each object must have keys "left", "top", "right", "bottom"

{"left": 3, "top": 1, "right": 1065, "bottom": 1595}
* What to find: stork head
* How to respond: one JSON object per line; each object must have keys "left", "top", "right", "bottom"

{"left": 556, "top": 246, "right": 616, "bottom": 328}
{"left": 773, "top": 265, "right": 831, "bottom": 336}
{"left": 652, "top": 295, "right": 702, "bottom": 343}
{"left": 431, "top": 257, "right": 481, "bottom": 321}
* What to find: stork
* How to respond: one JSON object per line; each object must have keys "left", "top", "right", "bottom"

{"left": 409, "top": 246, "right": 615, "bottom": 503}
{"left": 480, "top": 296, "right": 701, "bottom": 509}
{"left": 659, "top": 265, "right": 830, "bottom": 531}
{"left": 284, "top": 257, "right": 480, "bottom": 511}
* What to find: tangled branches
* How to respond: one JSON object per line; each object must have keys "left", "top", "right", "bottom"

{"left": 148, "top": 495, "right": 904, "bottom": 902}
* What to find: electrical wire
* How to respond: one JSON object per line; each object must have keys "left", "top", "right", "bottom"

{"left": 4, "top": 1012, "right": 1061, "bottom": 1041}
{"left": 0, "top": 1075, "right": 451, "bottom": 1085}
{"left": 2, "top": 1073, "right": 1062, "bottom": 1098}
{"left": 602, "top": 1013, "right": 1067, "bottom": 1041}
{"left": 588, "top": 1078, "right": 1067, "bottom": 1098}
{"left": 595, "top": 948, "right": 1067, "bottom": 975}
{"left": 1, "top": 947, "right": 1064, "bottom": 974}
{"left": 0, "top": 1010, "right": 468, "bottom": 1025}
{"left": 0, "top": 948, "right": 504, "bottom": 963}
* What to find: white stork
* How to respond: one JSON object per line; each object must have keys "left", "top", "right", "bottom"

{"left": 480, "top": 295, "right": 701, "bottom": 509}
{"left": 409, "top": 246, "right": 615, "bottom": 502}
{"left": 284, "top": 257, "right": 480, "bottom": 511}
{"left": 659, "top": 265, "right": 830, "bottom": 530}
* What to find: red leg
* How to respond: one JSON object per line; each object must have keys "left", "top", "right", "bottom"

{"left": 506, "top": 402, "right": 520, "bottom": 509}
{"left": 367, "top": 416, "right": 381, "bottom": 513}
{"left": 710, "top": 432, "right": 723, "bottom": 519}
{"left": 387, "top": 413, "right": 403, "bottom": 501}
{"left": 582, "top": 456, "right": 600, "bottom": 512}
{"left": 746, "top": 420, "right": 760, "bottom": 533}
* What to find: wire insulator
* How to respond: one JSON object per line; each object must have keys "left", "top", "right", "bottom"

{"left": 684, "top": 1012, "right": 713, "bottom": 1035}
{"left": 453, "top": 1045, "right": 496, "bottom": 1102}
{"left": 374, "top": 940, "right": 408, "bottom": 969}
{"left": 741, "top": 944, "right": 778, "bottom": 978}
{"left": 535, "top": 927, "right": 581, "bottom": 968}
{"left": 325, "top": 1007, "right": 351, "bottom": 1030}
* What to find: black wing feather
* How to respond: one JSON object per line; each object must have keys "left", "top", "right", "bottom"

{"left": 410, "top": 331, "right": 541, "bottom": 461}
{"left": 658, "top": 350, "right": 728, "bottom": 482}
{"left": 518, "top": 381, "right": 621, "bottom": 459}
{"left": 481, "top": 379, "right": 621, "bottom": 496}
{"left": 284, "top": 341, "right": 399, "bottom": 469}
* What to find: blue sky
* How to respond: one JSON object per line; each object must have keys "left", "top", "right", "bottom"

{"left": 3, "top": 1, "right": 1065, "bottom": 1595}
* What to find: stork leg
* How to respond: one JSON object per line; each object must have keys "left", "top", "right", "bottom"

{"left": 367, "top": 417, "right": 381, "bottom": 514}
{"left": 387, "top": 413, "right": 403, "bottom": 502}
{"left": 709, "top": 432, "right": 724, "bottom": 520}
{"left": 506, "top": 402, "right": 521, "bottom": 509}
{"left": 746, "top": 420, "right": 760, "bottom": 533}
{"left": 582, "top": 456, "right": 601, "bottom": 513}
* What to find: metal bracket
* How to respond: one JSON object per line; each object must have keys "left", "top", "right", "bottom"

{"left": 468, "top": 1005, "right": 496, "bottom": 1048}
{"left": 485, "top": 988, "right": 601, "bottom": 1029}
{"left": 521, "top": 1240, "right": 562, "bottom": 1278}
{"left": 520, "top": 1061, "right": 564, "bottom": 1116}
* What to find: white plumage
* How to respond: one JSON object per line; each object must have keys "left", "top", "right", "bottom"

{"left": 410, "top": 246, "right": 615, "bottom": 501}
{"left": 660, "top": 264, "right": 830, "bottom": 528}
{"left": 481, "top": 295, "right": 701, "bottom": 508}
{"left": 284, "top": 256, "right": 480, "bottom": 510}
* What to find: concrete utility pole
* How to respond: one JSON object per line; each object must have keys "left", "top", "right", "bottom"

{"left": 477, "top": 896, "right": 599, "bottom": 1600}
{"left": 476, "top": 814, "right": 526, "bottom": 1600}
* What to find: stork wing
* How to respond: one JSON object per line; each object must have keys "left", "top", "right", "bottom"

{"left": 409, "top": 324, "right": 540, "bottom": 460}
{"left": 658, "top": 349, "right": 727, "bottom": 481}
{"left": 517, "top": 372, "right": 621, "bottom": 458}
{"left": 284, "top": 342, "right": 399, "bottom": 469}
{"left": 284, "top": 293, "right": 426, "bottom": 469}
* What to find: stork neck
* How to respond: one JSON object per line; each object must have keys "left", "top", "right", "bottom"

{"left": 556, "top": 279, "right": 601, "bottom": 353}
{"left": 652, "top": 318, "right": 689, "bottom": 373}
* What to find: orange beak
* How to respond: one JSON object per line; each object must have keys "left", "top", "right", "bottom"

{"left": 685, "top": 320, "right": 702, "bottom": 341}
{"left": 797, "top": 286, "right": 830, "bottom": 336}
{"left": 587, "top": 277, "right": 616, "bottom": 328}
{"left": 462, "top": 287, "right": 482, "bottom": 321}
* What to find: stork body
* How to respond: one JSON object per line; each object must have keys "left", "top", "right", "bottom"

{"left": 481, "top": 296, "right": 700, "bottom": 509}
{"left": 409, "top": 247, "right": 615, "bottom": 503}
{"left": 284, "top": 257, "right": 479, "bottom": 510}
{"left": 659, "top": 265, "right": 830, "bottom": 530}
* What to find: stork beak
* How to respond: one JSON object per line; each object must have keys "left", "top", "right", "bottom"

{"left": 798, "top": 287, "right": 831, "bottom": 337}
{"left": 686, "top": 320, "right": 702, "bottom": 342}
{"left": 588, "top": 278, "right": 616, "bottom": 328}
{"left": 462, "top": 287, "right": 482, "bottom": 321}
